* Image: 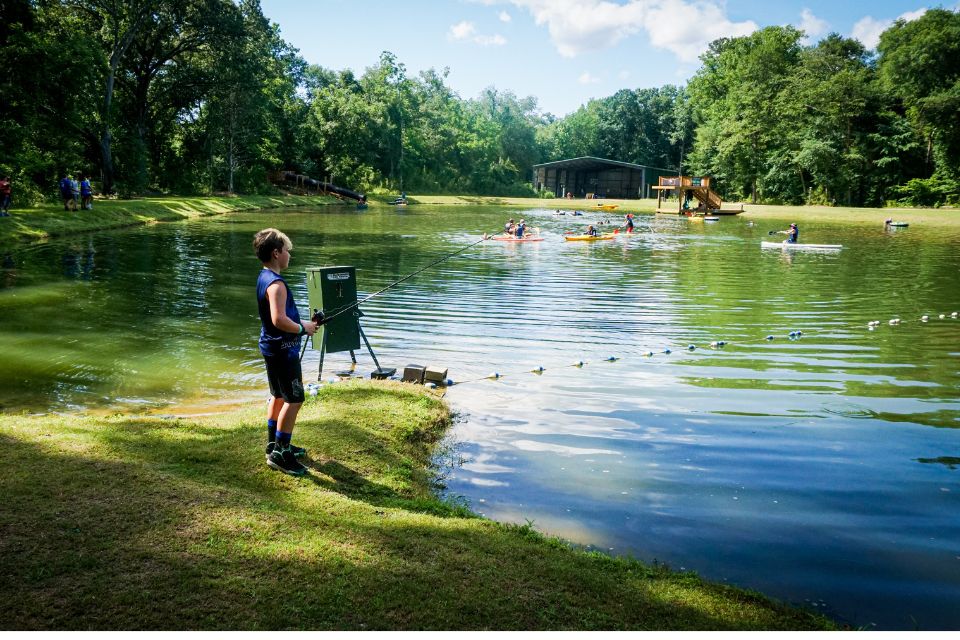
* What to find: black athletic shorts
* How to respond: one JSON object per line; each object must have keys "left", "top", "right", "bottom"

{"left": 263, "top": 350, "right": 305, "bottom": 403}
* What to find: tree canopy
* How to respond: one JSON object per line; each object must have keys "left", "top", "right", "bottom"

{"left": 0, "top": 3, "right": 956, "bottom": 207}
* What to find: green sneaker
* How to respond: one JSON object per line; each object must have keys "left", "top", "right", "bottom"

{"left": 265, "top": 441, "right": 306, "bottom": 460}
{"left": 266, "top": 445, "right": 308, "bottom": 476}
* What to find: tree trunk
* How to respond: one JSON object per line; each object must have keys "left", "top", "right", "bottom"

{"left": 100, "top": 65, "right": 118, "bottom": 194}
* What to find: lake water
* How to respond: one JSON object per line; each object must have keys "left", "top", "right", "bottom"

{"left": 1, "top": 205, "right": 958, "bottom": 629}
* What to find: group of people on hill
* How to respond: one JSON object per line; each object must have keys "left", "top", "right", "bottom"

{"left": 59, "top": 173, "right": 95, "bottom": 211}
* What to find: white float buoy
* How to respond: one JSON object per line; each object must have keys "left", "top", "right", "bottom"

{"left": 889, "top": 318, "right": 901, "bottom": 325}
{"left": 766, "top": 335, "right": 775, "bottom": 341}
{"left": 645, "top": 351, "right": 654, "bottom": 357}
{"left": 488, "top": 372, "right": 500, "bottom": 379}
{"left": 606, "top": 356, "right": 619, "bottom": 362}
{"left": 663, "top": 348, "right": 672, "bottom": 354}
{"left": 939, "top": 314, "right": 946, "bottom": 319}
{"left": 688, "top": 344, "right": 696, "bottom": 351}
{"left": 532, "top": 365, "right": 545, "bottom": 372}
{"left": 572, "top": 361, "right": 584, "bottom": 367}
{"left": 446, "top": 378, "right": 455, "bottom": 386}
{"left": 921, "top": 315, "right": 929, "bottom": 322}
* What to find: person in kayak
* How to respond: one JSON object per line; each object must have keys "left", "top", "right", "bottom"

{"left": 504, "top": 218, "right": 515, "bottom": 236}
{"left": 586, "top": 224, "right": 598, "bottom": 237}
{"left": 515, "top": 219, "right": 526, "bottom": 238}
{"left": 777, "top": 223, "right": 799, "bottom": 243}
{"left": 623, "top": 213, "right": 634, "bottom": 233}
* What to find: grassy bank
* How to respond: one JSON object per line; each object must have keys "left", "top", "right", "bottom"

{"left": 0, "top": 380, "right": 835, "bottom": 630}
{"left": 739, "top": 202, "right": 960, "bottom": 226}
{"left": 0, "top": 194, "right": 344, "bottom": 244}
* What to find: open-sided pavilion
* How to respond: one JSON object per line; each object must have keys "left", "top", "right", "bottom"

{"left": 532, "top": 156, "right": 676, "bottom": 200}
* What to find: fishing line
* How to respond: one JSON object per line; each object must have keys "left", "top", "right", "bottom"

{"left": 299, "top": 225, "right": 507, "bottom": 362}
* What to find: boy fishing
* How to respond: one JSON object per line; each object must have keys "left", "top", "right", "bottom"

{"left": 253, "top": 228, "right": 319, "bottom": 476}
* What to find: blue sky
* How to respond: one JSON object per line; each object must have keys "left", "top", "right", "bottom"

{"left": 259, "top": 0, "right": 953, "bottom": 117}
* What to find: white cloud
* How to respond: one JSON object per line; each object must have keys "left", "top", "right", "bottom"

{"left": 851, "top": 8, "right": 927, "bottom": 49}
{"left": 798, "top": 8, "right": 829, "bottom": 43}
{"left": 578, "top": 72, "right": 601, "bottom": 84}
{"left": 476, "top": 33, "right": 508, "bottom": 45}
{"left": 499, "top": 10, "right": 512, "bottom": 22}
{"left": 449, "top": 21, "right": 476, "bottom": 41}
{"left": 448, "top": 20, "right": 507, "bottom": 46}
{"left": 508, "top": 0, "right": 757, "bottom": 62}
{"left": 900, "top": 8, "right": 928, "bottom": 21}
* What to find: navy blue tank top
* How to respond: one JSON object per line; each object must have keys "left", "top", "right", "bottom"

{"left": 256, "top": 268, "right": 302, "bottom": 356}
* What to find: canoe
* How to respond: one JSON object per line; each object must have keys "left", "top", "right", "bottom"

{"left": 594, "top": 204, "right": 619, "bottom": 211}
{"left": 761, "top": 241, "right": 842, "bottom": 251}
{"left": 565, "top": 233, "right": 617, "bottom": 242}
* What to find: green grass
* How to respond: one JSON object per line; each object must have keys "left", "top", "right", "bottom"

{"left": 0, "top": 380, "right": 836, "bottom": 630}
{"left": 0, "top": 194, "right": 345, "bottom": 244}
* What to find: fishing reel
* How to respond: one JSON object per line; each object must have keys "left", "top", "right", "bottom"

{"left": 311, "top": 308, "right": 328, "bottom": 326}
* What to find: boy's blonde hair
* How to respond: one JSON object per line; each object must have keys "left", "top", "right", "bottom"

{"left": 253, "top": 228, "right": 293, "bottom": 262}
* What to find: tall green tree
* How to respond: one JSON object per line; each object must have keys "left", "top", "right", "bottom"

{"left": 878, "top": 8, "right": 960, "bottom": 182}
{"left": 687, "top": 27, "right": 804, "bottom": 202}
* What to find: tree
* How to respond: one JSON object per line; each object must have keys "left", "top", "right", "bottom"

{"left": 70, "top": 0, "right": 157, "bottom": 194}
{"left": 878, "top": 8, "right": 960, "bottom": 182}
{"left": 687, "top": 27, "right": 804, "bottom": 202}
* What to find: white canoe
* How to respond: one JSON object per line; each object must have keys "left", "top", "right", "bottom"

{"left": 761, "top": 241, "right": 842, "bottom": 251}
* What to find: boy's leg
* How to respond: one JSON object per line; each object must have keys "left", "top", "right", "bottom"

{"left": 263, "top": 354, "right": 308, "bottom": 475}
{"left": 276, "top": 401, "right": 302, "bottom": 439}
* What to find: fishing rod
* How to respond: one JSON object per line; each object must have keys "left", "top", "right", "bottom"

{"left": 299, "top": 225, "right": 503, "bottom": 361}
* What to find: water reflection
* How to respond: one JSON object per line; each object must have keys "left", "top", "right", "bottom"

{"left": 0, "top": 207, "right": 959, "bottom": 628}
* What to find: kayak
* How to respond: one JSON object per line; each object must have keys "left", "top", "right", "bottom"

{"left": 703, "top": 216, "right": 720, "bottom": 221}
{"left": 594, "top": 204, "right": 619, "bottom": 211}
{"left": 565, "top": 233, "right": 617, "bottom": 241}
{"left": 886, "top": 221, "right": 909, "bottom": 227}
{"left": 761, "top": 241, "right": 842, "bottom": 251}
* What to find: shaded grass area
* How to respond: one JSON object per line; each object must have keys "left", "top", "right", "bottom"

{"left": 0, "top": 194, "right": 344, "bottom": 244}
{"left": 0, "top": 381, "right": 835, "bottom": 630}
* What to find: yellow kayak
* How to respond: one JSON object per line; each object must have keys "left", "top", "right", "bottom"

{"left": 564, "top": 233, "right": 617, "bottom": 241}
{"left": 594, "top": 204, "right": 619, "bottom": 211}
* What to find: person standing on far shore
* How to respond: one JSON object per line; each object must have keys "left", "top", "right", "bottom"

{"left": 0, "top": 176, "right": 11, "bottom": 216}
{"left": 80, "top": 175, "right": 93, "bottom": 210}
{"left": 71, "top": 175, "right": 81, "bottom": 210}
{"left": 60, "top": 174, "right": 76, "bottom": 211}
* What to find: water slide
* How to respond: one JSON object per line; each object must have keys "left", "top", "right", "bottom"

{"left": 274, "top": 171, "right": 366, "bottom": 203}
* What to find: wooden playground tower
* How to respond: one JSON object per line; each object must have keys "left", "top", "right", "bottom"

{"left": 653, "top": 176, "right": 743, "bottom": 215}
